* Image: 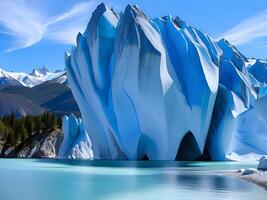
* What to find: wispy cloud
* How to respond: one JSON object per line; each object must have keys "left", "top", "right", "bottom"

{"left": 216, "top": 9, "right": 267, "bottom": 45}
{"left": 44, "top": 1, "right": 95, "bottom": 44}
{"left": 46, "top": 2, "right": 93, "bottom": 26}
{"left": 0, "top": 1, "right": 45, "bottom": 52}
{"left": 0, "top": 0, "right": 97, "bottom": 52}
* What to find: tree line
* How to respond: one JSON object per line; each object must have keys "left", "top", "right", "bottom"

{"left": 0, "top": 112, "right": 62, "bottom": 146}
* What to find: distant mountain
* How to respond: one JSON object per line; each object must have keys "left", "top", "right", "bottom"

{"left": 22, "top": 68, "right": 65, "bottom": 87}
{"left": 54, "top": 69, "right": 63, "bottom": 73}
{"left": 0, "top": 67, "right": 79, "bottom": 116}
{"left": 0, "top": 93, "right": 44, "bottom": 117}
{"left": 42, "top": 90, "right": 79, "bottom": 115}
{"left": 0, "top": 81, "right": 79, "bottom": 116}
{"left": 29, "top": 66, "right": 50, "bottom": 77}
{"left": 21, "top": 75, "right": 43, "bottom": 87}
{"left": 2, "top": 82, "right": 69, "bottom": 105}
{"left": 0, "top": 67, "right": 65, "bottom": 88}
{"left": 0, "top": 70, "right": 23, "bottom": 88}
{"left": 42, "top": 71, "right": 68, "bottom": 85}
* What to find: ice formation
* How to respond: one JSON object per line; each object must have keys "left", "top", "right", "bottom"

{"left": 258, "top": 157, "right": 267, "bottom": 170}
{"left": 241, "top": 168, "right": 260, "bottom": 175}
{"left": 63, "top": 3, "right": 267, "bottom": 160}
{"left": 59, "top": 114, "right": 93, "bottom": 159}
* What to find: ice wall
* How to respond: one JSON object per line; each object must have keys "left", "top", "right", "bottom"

{"left": 59, "top": 114, "right": 93, "bottom": 159}
{"left": 64, "top": 3, "right": 267, "bottom": 160}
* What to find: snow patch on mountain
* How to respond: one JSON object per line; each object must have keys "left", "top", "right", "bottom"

{"left": 0, "top": 67, "right": 65, "bottom": 88}
{"left": 30, "top": 66, "right": 50, "bottom": 77}
{"left": 0, "top": 69, "right": 24, "bottom": 87}
{"left": 43, "top": 71, "right": 68, "bottom": 85}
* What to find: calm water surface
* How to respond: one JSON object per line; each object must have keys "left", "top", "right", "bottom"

{"left": 0, "top": 159, "right": 266, "bottom": 200}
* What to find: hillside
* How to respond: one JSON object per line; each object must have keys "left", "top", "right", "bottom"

{"left": 0, "top": 82, "right": 80, "bottom": 116}
{"left": 1, "top": 83, "right": 69, "bottom": 104}
{"left": 0, "top": 93, "right": 44, "bottom": 117}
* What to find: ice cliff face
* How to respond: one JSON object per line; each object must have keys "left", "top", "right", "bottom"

{"left": 208, "top": 40, "right": 267, "bottom": 161}
{"left": 64, "top": 3, "right": 267, "bottom": 160}
{"left": 59, "top": 114, "right": 93, "bottom": 159}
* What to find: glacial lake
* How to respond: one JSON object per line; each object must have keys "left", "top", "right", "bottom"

{"left": 0, "top": 159, "right": 266, "bottom": 200}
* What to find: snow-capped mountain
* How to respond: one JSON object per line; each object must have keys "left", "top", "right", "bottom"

{"left": 0, "top": 69, "right": 23, "bottom": 88}
{"left": 29, "top": 66, "right": 50, "bottom": 77}
{"left": 42, "top": 71, "right": 68, "bottom": 85}
{"left": 62, "top": 3, "right": 267, "bottom": 161}
{"left": 0, "top": 67, "right": 65, "bottom": 88}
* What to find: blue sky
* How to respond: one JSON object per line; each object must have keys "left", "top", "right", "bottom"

{"left": 0, "top": 0, "right": 266, "bottom": 73}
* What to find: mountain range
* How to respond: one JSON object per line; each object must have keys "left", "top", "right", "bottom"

{"left": 0, "top": 67, "right": 79, "bottom": 117}
{"left": 0, "top": 66, "right": 66, "bottom": 88}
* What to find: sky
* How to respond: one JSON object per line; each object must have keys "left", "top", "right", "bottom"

{"left": 0, "top": 0, "right": 266, "bottom": 73}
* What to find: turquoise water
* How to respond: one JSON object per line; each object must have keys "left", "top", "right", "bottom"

{"left": 0, "top": 160, "right": 266, "bottom": 200}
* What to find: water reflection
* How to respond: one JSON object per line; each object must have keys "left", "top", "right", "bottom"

{"left": 176, "top": 174, "right": 203, "bottom": 189}
{"left": 0, "top": 159, "right": 265, "bottom": 200}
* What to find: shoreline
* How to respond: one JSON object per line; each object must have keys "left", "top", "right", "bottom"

{"left": 227, "top": 171, "right": 267, "bottom": 190}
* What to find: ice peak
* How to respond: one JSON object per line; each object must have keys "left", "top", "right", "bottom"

{"left": 76, "top": 32, "right": 83, "bottom": 45}
{"left": 218, "top": 38, "right": 231, "bottom": 47}
{"left": 124, "top": 4, "right": 147, "bottom": 19}
{"left": 218, "top": 38, "right": 247, "bottom": 62}
{"left": 84, "top": 2, "right": 118, "bottom": 38}
{"left": 93, "top": 2, "right": 109, "bottom": 15}
{"left": 89, "top": 2, "right": 118, "bottom": 23}
{"left": 174, "top": 16, "right": 186, "bottom": 28}
{"left": 218, "top": 38, "right": 241, "bottom": 55}
{"left": 64, "top": 52, "right": 70, "bottom": 61}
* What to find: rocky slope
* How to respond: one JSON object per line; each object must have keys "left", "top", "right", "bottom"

{"left": 0, "top": 129, "right": 63, "bottom": 158}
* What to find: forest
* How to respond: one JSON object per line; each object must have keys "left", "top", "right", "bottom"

{"left": 0, "top": 112, "right": 62, "bottom": 146}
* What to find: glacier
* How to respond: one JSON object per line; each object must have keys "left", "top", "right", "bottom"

{"left": 59, "top": 114, "right": 93, "bottom": 159}
{"left": 63, "top": 3, "right": 267, "bottom": 160}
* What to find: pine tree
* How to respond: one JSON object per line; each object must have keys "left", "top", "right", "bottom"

{"left": 2, "top": 115, "right": 8, "bottom": 125}
{"left": 10, "top": 113, "right": 15, "bottom": 127}
{"left": 35, "top": 115, "right": 42, "bottom": 133}
{"left": 57, "top": 113, "right": 62, "bottom": 128}
{"left": 0, "top": 121, "right": 8, "bottom": 142}
{"left": 46, "top": 112, "right": 51, "bottom": 129}
{"left": 25, "top": 116, "right": 34, "bottom": 135}
{"left": 19, "top": 121, "right": 26, "bottom": 142}
{"left": 14, "top": 121, "right": 19, "bottom": 144}
{"left": 51, "top": 113, "right": 57, "bottom": 130}
{"left": 0, "top": 121, "right": 6, "bottom": 134}
{"left": 8, "top": 129, "right": 15, "bottom": 146}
